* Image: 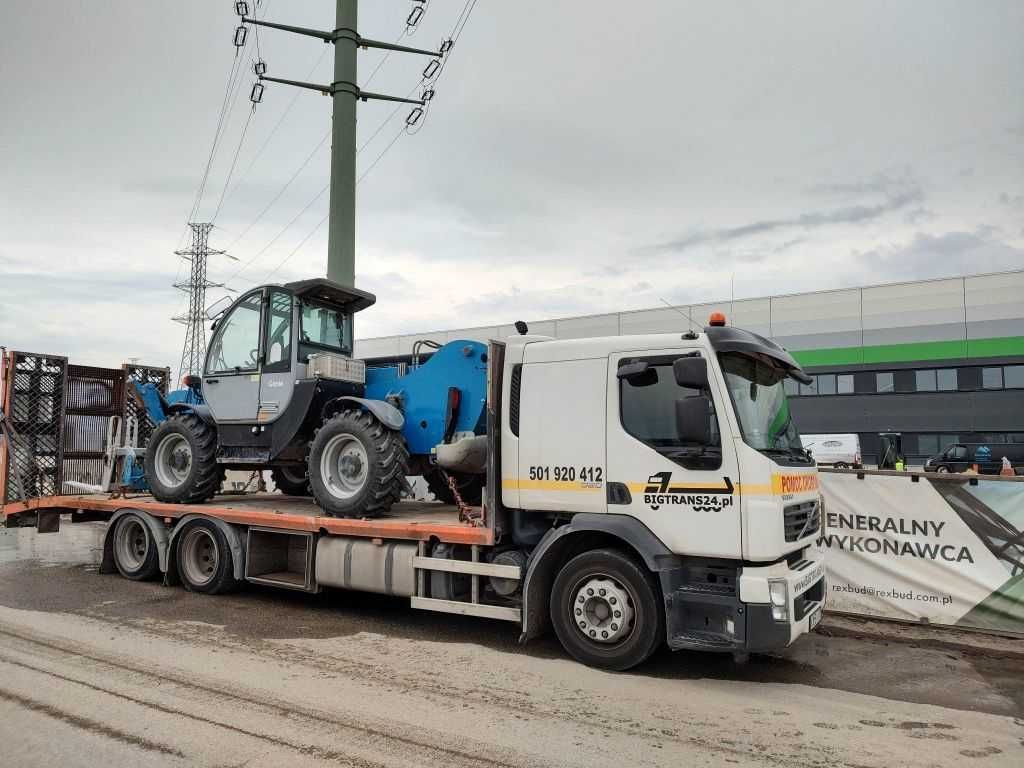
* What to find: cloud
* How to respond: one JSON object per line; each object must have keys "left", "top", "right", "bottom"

{"left": 854, "top": 230, "right": 1024, "bottom": 281}
{"left": 639, "top": 181, "right": 923, "bottom": 256}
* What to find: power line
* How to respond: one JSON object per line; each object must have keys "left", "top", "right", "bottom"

{"left": 226, "top": 129, "right": 330, "bottom": 250}
{"left": 236, "top": 0, "right": 482, "bottom": 286}
{"left": 211, "top": 107, "right": 256, "bottom": 224}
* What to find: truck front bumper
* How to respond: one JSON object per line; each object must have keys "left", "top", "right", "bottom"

{"left": 662, "top": 547, "right": 826, "bottom": 653}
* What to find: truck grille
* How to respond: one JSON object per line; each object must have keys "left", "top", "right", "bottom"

{"left": 783, "top": 500, "right": 820, "bottom": 542}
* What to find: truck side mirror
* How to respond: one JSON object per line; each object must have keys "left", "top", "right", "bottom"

{"left": 676, "top": 395, "right": 711, "bottom": 445}
{"left": 673, "top": 357, "right": 708, "bottom": 389}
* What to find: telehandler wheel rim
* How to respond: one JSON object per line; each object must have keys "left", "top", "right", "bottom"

{"left": 114, "top": 517, "right": 149, "bottom": 572}
{"left": 570, "top": 575, "right": 636, "bottom": 645}
{"left": 154, "top": 433, "right": 192, "bottom": 489}
{"left": 320, "top": 433, "right": 369, "bottom": 501}
{"left": 180, "top": 527, "right": 219, "bottom": 588}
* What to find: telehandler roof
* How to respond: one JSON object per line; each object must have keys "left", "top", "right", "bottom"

{"left": 284, "top": 278, "right": 377, "bottom": 314}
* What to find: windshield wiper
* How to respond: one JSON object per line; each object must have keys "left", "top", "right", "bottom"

{"left": 761, "top": 446, "right": 812, "bottom": 463}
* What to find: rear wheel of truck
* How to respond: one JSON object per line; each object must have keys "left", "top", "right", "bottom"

{"left": 175, "top": 519, "right": 237, "bottom": 594}
{"left": 111, "top": 513, "right": 161, "bottom": 581}
{"left": 145, "top": 413, "right": 221, "bottom": 504}
{"left": 308, "top": 409, "right": 409, "bottom": 518}
{"left": 550, "top": 548, "right": 664, "bottom": 671}
{"left": 425, "top": 469, "right": 483, "bottom": 506}
{"left": 271, "top": 465, "right": 310, "bottom": 496}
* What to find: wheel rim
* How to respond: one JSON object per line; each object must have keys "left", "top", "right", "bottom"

{"left": 114, "top": 518, "right": 148, "bottom": 571}
{"left": 154, "top": 433, "right": 192, "bottom": 489}
{"left": 570, "top": 574, "right": 636, "bottom": 645}
{"left": 180, "top": 528, "right": 219, "bottom": 587}
{"left": 320, "top": 433, "right": 369, "bottom": 501}
{"left": 937, "top": 466, "right": 949, "bottom": 473}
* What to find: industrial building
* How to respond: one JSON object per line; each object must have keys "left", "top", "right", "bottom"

{"left": 356, "top": 270, "right": 1024, "bottom": 465}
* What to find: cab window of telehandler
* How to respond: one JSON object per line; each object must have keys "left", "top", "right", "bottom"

{"left": 619, "top": 357, "right": 722, "bottom": 470}
{"left": 264, "top": 290, "right": 293, "bottom": 372}
{"left": 299, "top": 301, "right": 352, "bottom": 359}
{"left": 206, "top": 291, "right": 263, "bottom": 374}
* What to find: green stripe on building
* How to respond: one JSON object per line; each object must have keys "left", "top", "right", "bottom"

{"left": 791, "top": 336, "right": 1024, "bottom": 368}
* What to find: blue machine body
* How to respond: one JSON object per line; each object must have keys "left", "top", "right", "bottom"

{"left": 133, "top": 382, "right": 203, "bottom": 427}
{"left": 365, "top": 340, "right": 488, "bottom": 457}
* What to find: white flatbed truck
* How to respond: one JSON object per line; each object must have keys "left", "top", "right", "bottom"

{"left": 1, "top": 317, "right": 826, "bottom": 670}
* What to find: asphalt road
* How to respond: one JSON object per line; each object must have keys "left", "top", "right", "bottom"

{"left": 0, "top": 522, "right": 1021, "bottom": 767}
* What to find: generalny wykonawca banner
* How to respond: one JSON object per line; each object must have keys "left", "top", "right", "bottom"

{"left": 819, "top": 472, "right": 1024, "bottom": 634}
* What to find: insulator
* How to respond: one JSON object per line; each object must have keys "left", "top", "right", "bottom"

{"left": 254, "top": 59, "right": 267, "bottom": 76}
{"left": 439, "top": 38, "right": 453, "bottom": 55}
{"left": 250, "top": 82, "right": 264, "bottom": 104}
{"left": 234, "top": 25, "right": 248, "bottom": 47}
{"left": 406, "top": 5, "right": 424, "bottom": 27}
{"left": 406, "top": 107, "right": 424, "bottom": 127}
{"left": 235, "top": 1, "right": 249, "bottom": 17}
{"left": 422, "top": 59, "right": 440, "bottom": 80}
{"left": 421, "top": 88, "right": 435, "bottom": 102}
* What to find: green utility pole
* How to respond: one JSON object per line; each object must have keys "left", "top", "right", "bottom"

{"left": 330, "top": 0, "right": 358, "bottom": 287}
{"left": 241, "top": 2, "right": 444, "bottom": 288}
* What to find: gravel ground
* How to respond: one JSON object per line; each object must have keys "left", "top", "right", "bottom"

{"left": 0, "top": 522, "right": 1021, "bottom": 767}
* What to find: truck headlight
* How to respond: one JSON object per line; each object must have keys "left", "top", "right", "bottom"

{"left": 769, "top": 579, "right": 789, "bottom": 622}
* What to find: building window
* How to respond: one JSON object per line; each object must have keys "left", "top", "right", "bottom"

{"left": 876, "top": 372, "right": 894, "bottom": 393}
{"left": 1005, "top": 365, "right": 1024, "bottom": 389}
{"left": 915, "top": 369, "right": 937, "bottom": 392}
{"left": 784, "top": 378, "right": 799, "bottom": 396}
{"left": 837, "top": 374, "right": 854, "bottom": 394}
{"left": 817, "top": 374, "right": 836, "bottom": 395}
{"left": 982, "top": 367, "right": 1003, "bottom": 389}
{"left": 939, "top": 434, "right": 959, "bottom": 451}
{"left": 800, "top": 377, "right": 818, "bottom": 396}
{"left": 936, "top": 368, "right": 957, "bottom": 391}
{"left": 918, "top": 434, "right": 939, "bottom": 456}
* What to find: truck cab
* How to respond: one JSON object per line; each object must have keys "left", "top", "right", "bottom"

{"left": 498, "top": 318, "right": 825, "bottom": 665}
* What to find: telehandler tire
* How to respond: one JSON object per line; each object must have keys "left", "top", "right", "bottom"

{"left": 308, "top": 409, "right": 409, "bottom": 518}
{"left": 271, "top": 466, "right": 311, "bottom": 496}
{"left": 145, "top": 413, "right": 221, "bottom": 504}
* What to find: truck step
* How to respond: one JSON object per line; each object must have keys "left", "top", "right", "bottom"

{"left": 410, "top": 596, "right": 521, "bottom": 622}
{"left": 669, "top": 630, "right": 736, "bottom": 650}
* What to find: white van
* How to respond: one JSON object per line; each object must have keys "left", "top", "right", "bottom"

{"left": 802, "top": 433, "right": 862, "bottom": 468}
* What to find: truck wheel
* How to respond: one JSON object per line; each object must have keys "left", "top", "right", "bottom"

{"left": 175, "top": 519, "right": 237, "bottom": 594}
{"left": 550, "top": 548, "right": 664, "bottom": 671}
{"left": 271, "top": 466, "right": 310, "bottom": 496}
{"left": 111, "top": 513, "right": 161, "bottom": 581}
{"left": 425, "top": 469, "right": 483, "bottom": 506}
{"left": 145, "top": 414, "right": 221, "bottom": 504}
{"left": 308, "top": 409, "right": 409, "bottom": 518}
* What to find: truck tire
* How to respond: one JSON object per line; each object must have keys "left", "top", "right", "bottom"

{"left": 550, "top": 548, "right": 664, "bottom": 671}
{"left": 145, "top": 413, "right": 221, "bottom": 504}
{"left": 425, "top": 469, "right": 483, "bottom": 506}
{"left": 175, "top": 518, "right": 237, "bottom": 594}
{"left": 271, "top": 466, "right": 311, "bottom": 496}
{"left": 111, "top": 513, "right": 161, "bottom": 581}
{"left": 308, "top": 409, "right": 409, "bottom": 518}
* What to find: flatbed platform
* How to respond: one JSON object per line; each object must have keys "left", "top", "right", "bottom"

{"left": 0, "top": 493, "right": 493, "bottom": 546}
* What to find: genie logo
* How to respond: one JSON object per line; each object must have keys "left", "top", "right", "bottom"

{"left": 642, "top": 471, "right": 735, "bottom": 512}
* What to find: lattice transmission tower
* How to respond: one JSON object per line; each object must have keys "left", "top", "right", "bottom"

{"left": 173, "top": 223, "right": 227, "bottom": 381}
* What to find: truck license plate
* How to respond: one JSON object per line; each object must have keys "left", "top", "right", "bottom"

{"left": 808, "top": 606, "right": 822, "bottom": 630}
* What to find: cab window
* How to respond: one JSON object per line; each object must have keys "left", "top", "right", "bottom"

{"left": 206, "top": 291, "right": 262, "bottom": 374}
{"left": 619, "top": 357, "right": 721, "bottom": 470}
{"left": 264, "top": 290, "right": 293, "bottom": 372}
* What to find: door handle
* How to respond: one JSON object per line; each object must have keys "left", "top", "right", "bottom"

{"left": 206, "top": 378, "right": 220, "bottom": 384}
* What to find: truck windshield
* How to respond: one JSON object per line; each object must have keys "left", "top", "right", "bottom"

{"left": 719, "top": 352, "right": 809, "bottom": 463}
{"left": 299, "top": 301, "right": 352, "bottom": 355}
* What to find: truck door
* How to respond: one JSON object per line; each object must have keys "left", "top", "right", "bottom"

{"left": 605, "top": 350, "right": 743, "bottom": 559}
{"left": 258, "top": 289, "right": 296, "bottom": 422}
{"left": 203, "top": 290, "right": 263, "bottom": 423}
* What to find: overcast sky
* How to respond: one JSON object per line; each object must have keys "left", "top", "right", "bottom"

{"left": 1, "top": 1, "right": 1022, "bottom": 368}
